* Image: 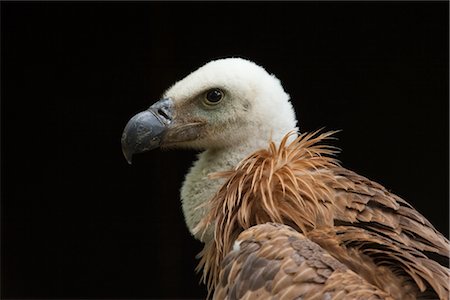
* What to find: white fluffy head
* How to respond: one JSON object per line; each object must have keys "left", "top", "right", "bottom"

{"left": 163, "top": 58, "right": 298, "bottom": 149}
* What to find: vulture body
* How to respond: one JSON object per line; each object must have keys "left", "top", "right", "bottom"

{"left": 121, "top": 58, "right": 449, "bottom": 299}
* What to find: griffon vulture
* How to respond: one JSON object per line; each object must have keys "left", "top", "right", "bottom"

{"left": 121, "top": 58, "right": 449, "bottom": 299}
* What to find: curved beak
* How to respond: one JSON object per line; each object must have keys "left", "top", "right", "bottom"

{"left": 121, "top": 98, "right": 173, "bottom": 164}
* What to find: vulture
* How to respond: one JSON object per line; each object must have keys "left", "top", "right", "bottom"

{"left": 121, "top": 58, "right": 449, "bottom": 299}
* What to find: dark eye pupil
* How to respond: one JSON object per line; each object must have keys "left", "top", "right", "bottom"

{"left": 206, "top": 89, "right": 223, "bottom": 103}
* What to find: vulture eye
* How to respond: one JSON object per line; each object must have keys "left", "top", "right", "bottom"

{"left": 205, "top": 88, "right": 224, "bottom": 105}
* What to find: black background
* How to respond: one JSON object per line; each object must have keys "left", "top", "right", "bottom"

{"left": 1, "top": 1, "right": 448, "bottom": 299}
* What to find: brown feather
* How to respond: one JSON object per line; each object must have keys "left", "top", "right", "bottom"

{"left": 214, "top": 223, "right": 394, "bottom": 300}
{"left": 194, "top": 131, "right": 450, "bottom": 299}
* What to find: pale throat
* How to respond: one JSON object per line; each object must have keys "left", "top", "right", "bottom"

{"left": 180, "top": 128, "right": 297, "bottom": 242}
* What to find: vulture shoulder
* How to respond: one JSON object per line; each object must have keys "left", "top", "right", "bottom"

{"left": 214, "top": 222, "right": 393, "bottom": 300}
{"left": 195, "top": 131, "right": 450, "bottom": 299}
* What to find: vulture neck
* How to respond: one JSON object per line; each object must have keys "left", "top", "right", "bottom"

{"left": 181, "top": 131, "right": 295, "bottom": 242}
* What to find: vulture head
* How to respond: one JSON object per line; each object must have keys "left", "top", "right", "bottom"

{"left": 122, "top": 58, "right": 297, "bottom": 159}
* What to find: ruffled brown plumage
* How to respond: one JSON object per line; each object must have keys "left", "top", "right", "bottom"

{"left": 214, "top": 223, "right": 394, "bottom": 300}
{"left": 194, "top": 130, "right": 450, "bottom": 299}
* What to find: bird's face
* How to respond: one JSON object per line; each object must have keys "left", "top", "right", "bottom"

{"left": 121, "top": 58, "right": 296, "bottom": 164}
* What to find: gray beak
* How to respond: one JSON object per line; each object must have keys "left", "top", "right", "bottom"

{"left": 121, "top": 98, "right": 173, "bottom": 164}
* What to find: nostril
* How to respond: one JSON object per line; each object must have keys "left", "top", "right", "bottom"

{"left": 149, "top": 98, "right": 173, "bottom": 123}
{"left": 158, "top": 108, "right": 171, "bottom": 121}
